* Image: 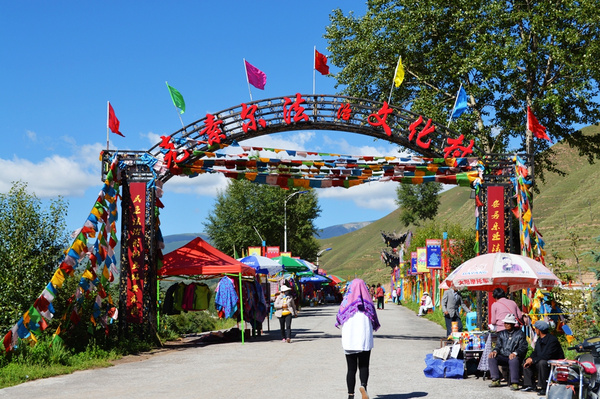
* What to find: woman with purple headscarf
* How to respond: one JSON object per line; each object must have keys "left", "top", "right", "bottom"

{"left": 336, "top": 279, "right": 380, "bottom": 399}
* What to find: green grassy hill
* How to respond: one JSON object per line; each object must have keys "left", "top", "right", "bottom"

{"left": 317, "top": 125, "right": 600, "bottom": 283}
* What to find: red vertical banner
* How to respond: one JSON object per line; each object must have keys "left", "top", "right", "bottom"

{"left": 126, "top": 182, "right": 146, "bottom": 323}
{"left": 487, "top": 185, "right": 505, "bottom": 253}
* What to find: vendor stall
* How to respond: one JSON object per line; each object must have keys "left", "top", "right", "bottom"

{"left": 158, "top": 237, "right": 259, "bottom": 343}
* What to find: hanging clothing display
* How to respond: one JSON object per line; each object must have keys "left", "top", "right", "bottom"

{"left": 162, "top": 282, "right": 212, "bottom": 314}
{"left": 215, "top": 277, "right": 239, "bottom": 319}
{"left": 194, "top": 283, "right": 211, "bottom": 310}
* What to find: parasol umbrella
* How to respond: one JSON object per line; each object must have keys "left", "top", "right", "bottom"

{"left": 298, "top": 259, "right": 318, "bottom": 271}
{"left": 299, "top": 274, "right": 331, "bottom": 284}
{"left": 238, "top": 255, "right": 283, "bottom": 275}
{"left": 296, "top": 270, "right": 315, "bottom": 277}
{"left": 327, "top": 274, "right": 346, "bottom": 285}
{"left": 443, "top": 252, "right": 561, "bottom": 291}
{"left": 273, "top": 256, "right": 311, "bottom": 273}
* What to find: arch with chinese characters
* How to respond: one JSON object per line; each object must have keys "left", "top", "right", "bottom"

{"left": 108, "top": 93, "right": 522, "bottom": 336}
{"left": 147, "top": 93, "right": 482, "bottom": 181}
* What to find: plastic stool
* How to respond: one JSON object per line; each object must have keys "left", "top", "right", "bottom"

{"left": 466, "top": 311, "right": 477, "bottom": 331}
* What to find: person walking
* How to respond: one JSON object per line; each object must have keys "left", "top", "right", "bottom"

{"left": 521, "top": 320, "right": 565, "bottom": 394}
{"left": 442, "top": 287, "right": 470, "bottom": 337}
{"left": 335, "top": 279, "right": 381, "bottom": 399}
{"left": 487, "top": 314, "right": 528, "bottom": 390}
{"left": 274, "top": 285, "right": 297, "bottom": 343}
{"left": 375, "top": 283, "right": 385, "bottom": 310}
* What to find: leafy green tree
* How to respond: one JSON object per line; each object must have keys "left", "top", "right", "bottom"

{"left": 0, "top": 181, "right": 69, "bottom": 331}
{"left": 395, "top": 182, "right": 442, "bottom": 227}
{"left": 325, "top": 1, "right": 600, "bottom": 181}
{"left": 204, "top": 180, "right": 321, "bottom": 261}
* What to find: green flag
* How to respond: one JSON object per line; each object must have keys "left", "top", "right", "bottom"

{"left": 166, "top": 82, "right": 185, "bottom": 114}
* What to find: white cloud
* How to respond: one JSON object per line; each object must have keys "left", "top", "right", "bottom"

{"left": 165, "top": 173, "right": 230, "bottom": 197}
{"left": 316, "top": 181, "right": 398, "bottom": 212}
{"left": 26, "top": 130, "right": 37, "bottom": 142}
{"left": 0, "top": 141, "right": 104, "bottom": 198}
{"left": 239, "top": 131, "right": 316, "bottom": 150}
{"left": 318, "top": 134, "right": 405, "bottom": 157}
{"left": 144, "top": 132, "right": 162, "bottom": 146}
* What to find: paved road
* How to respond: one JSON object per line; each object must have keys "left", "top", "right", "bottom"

{"left": 0, "top": 303, "right": 528, "bottom": 399}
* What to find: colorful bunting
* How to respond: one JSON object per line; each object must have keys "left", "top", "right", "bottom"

{"left": 2, "top": 154, "right": 123, "bottom": 352}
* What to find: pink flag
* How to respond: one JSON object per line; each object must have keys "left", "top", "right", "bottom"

{"left": 245, "top": 60, "right": 267, "bottom": 90}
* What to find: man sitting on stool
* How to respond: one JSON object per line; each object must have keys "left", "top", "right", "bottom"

{"left": 418, "top": 292, "right": 433, "bottom": 316}
{"left": 521, "top": 320, "right": 565, "bottom": 395}
{"left": 488, "top": 314, "right": 528, "bottom": 391}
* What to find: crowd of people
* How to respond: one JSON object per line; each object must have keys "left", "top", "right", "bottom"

{"left": 271, "top": 278, "right": 567, "bottom": 398}
{"left": 418, "top": 285, "right": 567, "bottom": 395}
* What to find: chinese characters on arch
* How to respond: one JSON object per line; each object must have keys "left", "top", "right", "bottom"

{"left": 157, "top": 94, "right": 475, "bottom": 159}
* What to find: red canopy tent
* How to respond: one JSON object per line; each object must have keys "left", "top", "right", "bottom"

{"left": 158, "top": 237, "right": 255, "bottom": 343}
{"left": 158, "top": 237, "right": 256, "bottom": 277}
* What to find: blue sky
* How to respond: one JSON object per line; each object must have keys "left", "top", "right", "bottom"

{"left": 0, "top": 1, "right": 406, "bottom": 238}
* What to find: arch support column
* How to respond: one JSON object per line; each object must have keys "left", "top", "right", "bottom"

{"left": 118, "top": 165, "right": 158, "bottom": 340}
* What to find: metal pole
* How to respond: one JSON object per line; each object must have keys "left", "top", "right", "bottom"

{"left": 284, "top": 199, "right": 288, "bottom": 253}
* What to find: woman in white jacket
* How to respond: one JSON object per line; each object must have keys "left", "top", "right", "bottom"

{"left": 335, "top": 279, "right": 381, "bottom": 399}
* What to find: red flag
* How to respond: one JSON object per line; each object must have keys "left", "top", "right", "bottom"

{"left": 315, "top": 49, "right": 329, "bottom": 75}
{"left": 108, "top": 102, "right": 124, "bottom": 137}
{"left": 527, "top": 106, "right": 550, "bottom": 141}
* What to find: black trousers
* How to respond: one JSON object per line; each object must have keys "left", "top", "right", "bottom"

{"left": 278, "top": 314, "right": 292, "bottom": 339}
{"left": 346, "top": 350, "right": 371, "bottom": 394}
{"left": 377, "top": 297, "right": 384, "bottom": 309}
{"left": 523, "top": 359, "right": 550, "bottom": 389}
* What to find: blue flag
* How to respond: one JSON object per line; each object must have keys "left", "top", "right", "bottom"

{"left": 450, "top": 86, "right": 468, "bottom": 119}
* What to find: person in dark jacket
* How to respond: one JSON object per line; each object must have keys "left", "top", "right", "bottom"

{"left": 488, "top": 314, "right": 528, "bottom": 390}
{"left": 521, "top": 320, "right": 565, "bottom": 394}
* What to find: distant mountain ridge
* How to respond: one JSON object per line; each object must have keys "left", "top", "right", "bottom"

{"left": 317, "top": 221, "right": 373, "bottom": 239}
{"left": 161, "top": 223, "right": 371, "bottom": 254}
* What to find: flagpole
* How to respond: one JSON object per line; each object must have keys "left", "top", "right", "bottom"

{"left": 106, "top": 101, "right": 110, "bottom": 151}
{"left": 313, "top": 46, "right": 316, "bottom": 95}
{"left": 243, "top": 58, "right": 253, "bottom": 101}
{"left": 447, "top": 83, "right": 463, "bottom": 128}
{"left": 166, "top": 81, "right": 185, "bottom": 130}
{"left": 388, "top": 56, "right": 401, "bottom": 104}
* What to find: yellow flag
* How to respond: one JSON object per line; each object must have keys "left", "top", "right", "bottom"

{"left": 394, "top": 56, "right": 405, "bottom": 87}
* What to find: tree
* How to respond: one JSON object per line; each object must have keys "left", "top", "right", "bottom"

{"left": 204, "top": 180, "right": 321, "bottom": 261}
{"left": 325, "top": 1, "right": 600, "bottom": 181}
{"left": 395, "top": 182, "right": 442, "bottom": 226}
{"left": 0, "top": 181, "right": 69, "bottom": 331}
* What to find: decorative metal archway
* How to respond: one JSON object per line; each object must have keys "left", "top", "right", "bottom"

{"left": 101, "top": 93, "right": 528, "bottom": 336}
